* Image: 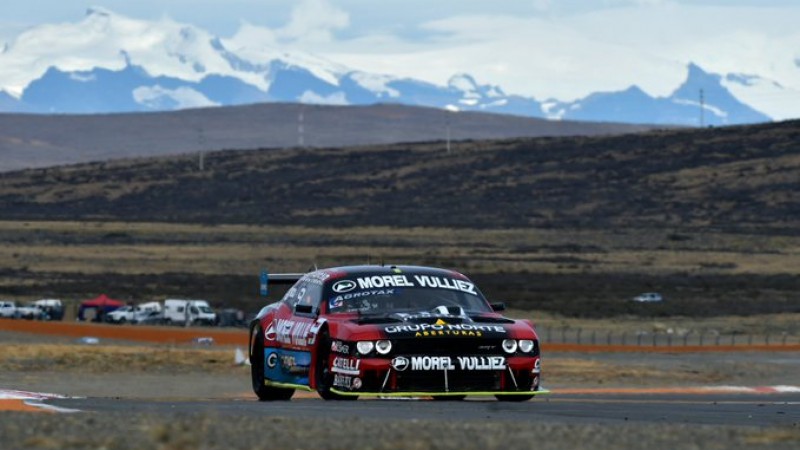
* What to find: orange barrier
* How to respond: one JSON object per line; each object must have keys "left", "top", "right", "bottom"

{"left": 0, "top": 318, "right": 248, "bottom": 346}
{"left": 0, "top": 399, "right": 52, "bottom": 413}
{"left": 3, "top": 319, "right": 799, "bottom": 352}
{"left": 545, "top": 343, "right": 800, "bottom": 353}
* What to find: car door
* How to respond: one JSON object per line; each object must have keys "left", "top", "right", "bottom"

{"left": 265, "top": 279, "right": 324, "bottom": 386}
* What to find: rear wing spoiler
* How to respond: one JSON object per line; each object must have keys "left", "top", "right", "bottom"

{"left": 259, "top": 270, "right": 305, "bottom": 297}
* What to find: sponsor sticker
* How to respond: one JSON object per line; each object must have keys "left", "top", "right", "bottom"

{"left": 332, "top": 280, "right": 357, "bottom": 293}
{"left": 391, "top": 356, "right": 410, "bottom": 371}
{"left": 275, "top": 319, "right": 314, "bottom": 347}
{"left": 351, "top": 275, "right": 477, "bottom": 295}
{"left": 331, "top": 340, "right": 350, "bottom": 354}
{"left": 264, "top": 323, "right": 277, "bottom": 341}
{"left": 333, "top": 374, "right": 352, "bottom": 388}
{"left": 328, "top": 289, "right": 397, "bottom": 309}
{"left": 395, "top": 356, "right": 506, "bottom": 371}
{"left": 331, "top": 357, "right": 360, "bottom": 375}
{"left": 384, "top": 323, "right": 506, "bottom": 338}
{"left": 266, "top": 352, "right": 278, "bottom": 368}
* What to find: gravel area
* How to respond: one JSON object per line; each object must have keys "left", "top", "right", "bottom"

{"left": 2, "top": 330, "right": 799, "bottom": 449}
{"left": 1, "top": 411, "right": 798, "bottom": 450}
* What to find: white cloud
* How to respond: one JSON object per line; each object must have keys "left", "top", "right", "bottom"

{"left": 276, "top": 0, "right": 349, "bottom": 45}
{"left": 298, "top": 90, "right": 348, "bottom": 105}
{"left": 132, "top": 84, "right": 218, "bottom": 109}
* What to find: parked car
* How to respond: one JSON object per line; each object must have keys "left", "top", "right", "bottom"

{"left": 33, "top": 299, "right": 64, "bottom": 320}
{"left": 633, "top": 292, "right": 663, "bottom": 303}
{"left": 135, "top": 310, "right": 166, "bottom": 326}
{"left": 16, "top": 302, "right": 48, "bottom": 320}
{"left": 107, "top": 301, "right": 162, "bottom": 324}
{"left": 163, "top": 299, "right": 216, "bottom": 326}
{"left": 249, "top": 265, "right": 544, "bottom": 402}
{"left": 106, "top": 305, "right": 137, "bottom": 323}
{"left": 0, "top": 300, "right": 18, "bottom": 318}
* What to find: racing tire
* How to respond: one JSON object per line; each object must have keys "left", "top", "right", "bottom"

{"left": 315, "top": 329, "right": 358, "bottom": 401}
{"left": 250, "top": 326, "right": 294, "bottom": 401}
{"left": 495, "top": 394, "right": 534, "bottom": 402}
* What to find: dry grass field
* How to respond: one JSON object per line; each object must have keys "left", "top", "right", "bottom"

{"left": 0, "top": 219, "right": 798, "bottom": 319}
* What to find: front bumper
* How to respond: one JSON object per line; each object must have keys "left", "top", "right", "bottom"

{"left": 328, "top": 355, "right": 544, "bottom": 396}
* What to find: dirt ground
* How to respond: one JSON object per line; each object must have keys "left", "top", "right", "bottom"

{"left": 1, "top": 330, "right": 799, "bottom": 450}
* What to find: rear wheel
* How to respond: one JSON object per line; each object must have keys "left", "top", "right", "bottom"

{"left": 250, "top": 327, "right": 294, "bottom": 401}
{"left": 315, "top": 330, "right": 357, "bottom": 401}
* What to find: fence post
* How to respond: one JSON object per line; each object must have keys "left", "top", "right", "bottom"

{"left": 667, "top": 334, "right": 672, "bottom": 347}
{"left": 637, "top": 333, "right": 643, "bottom": 346}
{"left": 562, "top": 327, "right": 567, "bottom": 343}
{"left": 731, "top": 334, "right": 735, "bottom": 346}
{"left": 652, "top": 333, "right": 657, "bottom": 347}
{"left": 782, "top": 333, "right": 788, "bottom": 345}
{"left": 577, "top": 329, "right": 582, "bottom": 344}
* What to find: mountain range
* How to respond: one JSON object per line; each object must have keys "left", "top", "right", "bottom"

{"left": 0, "top": 8, "right": 773, "bottom": 126}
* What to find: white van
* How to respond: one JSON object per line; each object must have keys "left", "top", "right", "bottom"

{"left": 163, "top": 299, "right": 216, "bottom": 326}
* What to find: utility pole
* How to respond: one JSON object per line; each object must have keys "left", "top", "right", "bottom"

{"left": 197, "top": 126, "right": 205, "bottom": 171}
{"left": 298, "top": 108, "right": 305, "bottom": 147}
{"left": 699, "top": 88, "right": 705, "bottom": 128}
{"left": 446, "top": 116, "right": 451, "bottom": 154}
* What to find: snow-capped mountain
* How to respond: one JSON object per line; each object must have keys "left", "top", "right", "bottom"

{"left": 0, "top": 8, "right": 773, "bottom": 125}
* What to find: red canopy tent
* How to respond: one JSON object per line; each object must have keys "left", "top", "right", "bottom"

{"left": 78, "top": 294, "right": 125, "bottom": 321}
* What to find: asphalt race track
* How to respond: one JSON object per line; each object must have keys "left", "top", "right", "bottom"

{"left": 48, "top": 392, "right": 800, "bottom": 427}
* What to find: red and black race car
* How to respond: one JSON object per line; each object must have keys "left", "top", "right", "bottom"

{"left": 249, "top": 265, "right": 545, "bottom": 401}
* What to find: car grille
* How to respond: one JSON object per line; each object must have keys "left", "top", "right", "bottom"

{"left": 357, "top": 337, "right": 536, "bottom": 393}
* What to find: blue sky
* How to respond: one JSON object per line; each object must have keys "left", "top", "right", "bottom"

{"left": 2, "top": 1, "right": 799, "bottom": 118}
{"left": 3, "top": 1, "right": 799, "bottom": 40}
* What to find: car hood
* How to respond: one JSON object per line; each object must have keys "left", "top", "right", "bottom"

{"left": 331, "top": 311, "right": 535, "bottom": 340}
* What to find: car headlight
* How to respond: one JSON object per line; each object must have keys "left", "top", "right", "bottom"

{"left": 356, "top": 341, "right": 374, "bottom": 355}
{"left": 375, "top": 340, "right": 392, "bottom": 355}
{"left": 502, "top": 339, "right": 518, "bottom": 354}
{"left": 518, "top": 340, "right": 534, "bottom": 353}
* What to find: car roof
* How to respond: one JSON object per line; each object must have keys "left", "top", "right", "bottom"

{"left": 313, "top": 265, "right": 469, "bottom": 281}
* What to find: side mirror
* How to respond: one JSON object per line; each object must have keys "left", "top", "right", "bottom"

{"left": 490, "top": 302, "right": 506, "bottom": 312}
{"left": 294, "top": 304, "right": 314, "bottom": 315}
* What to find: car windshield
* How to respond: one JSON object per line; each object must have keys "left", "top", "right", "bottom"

{"left": 324, "top": 274, "right": 492, "bottom": 314}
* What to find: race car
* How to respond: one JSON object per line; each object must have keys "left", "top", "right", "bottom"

{"left": 249, "top": 265, "right": 544, "bottom": 401}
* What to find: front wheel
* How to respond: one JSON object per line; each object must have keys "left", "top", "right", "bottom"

{"left": 315, "top": 330, "right": 357, "bottom": 401}
{"left": 250, "top": 327, "right": 294, "bottom": 401}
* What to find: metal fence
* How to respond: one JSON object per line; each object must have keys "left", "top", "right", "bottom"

{"left": 539, "top": 327, "right": 799, "bottom": 347}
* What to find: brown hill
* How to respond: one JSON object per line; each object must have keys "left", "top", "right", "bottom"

{"left": 0, "top": 120, "right": 798, "bottom": 317}
{"left": 0, "top": 103, "right": 654, "bottom": 172}
{"left": 0, "top": 119, "right": 797, "bottom": 234}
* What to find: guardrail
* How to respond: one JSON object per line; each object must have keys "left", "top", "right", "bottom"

{"left": 0, "top": 318, "right": 248, "bottom": 346}
{"left": 539, "top": 326, "right": 800, "bottom": 352}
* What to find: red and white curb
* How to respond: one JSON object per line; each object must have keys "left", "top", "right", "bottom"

{"left": 0, "top": 389, "right": 81, "bottom": 413}
{"left": 700, "top": 385, "right": 800, "bottom": 394}
{"left": 554, "top": 385, "right": 800, "bottom": 395}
